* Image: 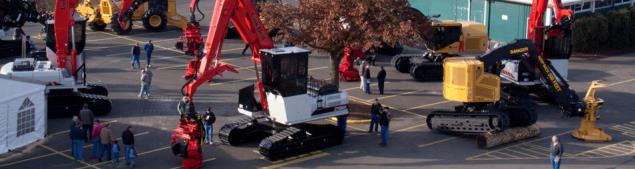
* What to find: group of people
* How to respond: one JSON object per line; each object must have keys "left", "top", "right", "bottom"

{"left": 131, "top": 40, "right": 155, "bottom": 99}
{"left": 368, "top": 99, "right": 392, "bottom": 146}
{"left": 69, "top": 104, "right": 137, "bottom": 168}
{"left": 358, "top": 59, "right": 387, "bottom": 95}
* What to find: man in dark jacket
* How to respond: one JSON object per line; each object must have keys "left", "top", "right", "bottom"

{"left": 203, "top": 108, "right": 216, "bottom": 145}
{"left": 122, "top": 125, "right": 135, "bottom": 166}
{"left": 144, "top": 40, "right": 154, "bottom": 66}
{"left": 79, "top": 104, "right": 94, "bottom": 142}
{"left": 550, "top": 136, "right": 563, "bottom": 169}
{"left": 368, "top": 99, "right": 382, "bottom": 133}
{"left": 131, "top": 43, "right": 141, "bottom": 70}
{"left": 70, "top": 122, "right": 85, "bottom": 161}
{"left": 379, "top": 107, "right": 391, "bottom": 147}
{"left": 376, "top": 66, "right": 386, "bottom": 95}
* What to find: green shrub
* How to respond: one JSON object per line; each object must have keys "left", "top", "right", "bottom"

{"left": 572, "top": 13, "right": 609, "bottom": 53}
{"left": 606, "top": 9, "right": 632, "bottom": 49}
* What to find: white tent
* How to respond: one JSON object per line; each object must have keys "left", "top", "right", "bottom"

{"left": 0, "top": 75, "right": 46, "bottom": 154}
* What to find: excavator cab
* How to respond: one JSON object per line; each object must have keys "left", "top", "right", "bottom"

{"left": 260, "top": 47, "right": 309, "bottom": 96}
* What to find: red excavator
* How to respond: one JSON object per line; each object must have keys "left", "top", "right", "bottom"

{"left": 338, "top": 47, "right": 367, "bottom": 81}
{"left": 171, "top": 0, "right": 349, "bottom": 167}
{"left": 175, "top": 0, "right": 204, "bottom": 55}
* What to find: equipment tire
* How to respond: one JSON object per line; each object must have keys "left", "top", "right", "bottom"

{"left": 89, "top": 21, "right": 107, "bottom": 31}
{"left": 111, "top": 12, "right": 132, "bottom": 35}
{"left": 142, "top": 9, "right": 167, "bottom": 32}
{"left": 393, "top": 56, "right": 411, "bottom": 73}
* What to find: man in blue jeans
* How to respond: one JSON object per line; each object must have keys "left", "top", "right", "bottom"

{"left": 203, "top": 108, "right": 216, "bottom": 145}
{"left": 70, "top": 122, "right": 85, "bottom": 161}
{"left": 144, "top": 40, "right": 154, "bottom": 66}
{"left": 550, "top": 136, "right": 564, "bottom": 169}
{"left": 122, "top": 126, "right": 135, "bottom": 165}
{"left": 368, "top": 99, "right": 382, "bottom": 133}
{"left": 379, "top": 107, "right": 391, "bottom": 147}
{"left": 131, "top": 43, "right": 141, "bottom": 70}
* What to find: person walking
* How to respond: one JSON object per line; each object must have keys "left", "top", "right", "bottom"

{"left": 71, "top": 115, "right": 79, "bottom": 128}
{"left": 70, "top": 122, "right": 85, "bottom": 161}
{"left": 369, "top": 99, "right": 382, "bottom": 133}
{"left": 99, "top": 123, "right": 113, "bottom": 162}
{"left": 203, "top": 108, "right": 216, "bottom": 145}
{"left": 112, "top": 140, "right": 121, "bottom": 167}
{"left": 143, "top": 40, "right": 154, "bottom": 66}
{"left": 91, "top": 120, "right": 104, "bottom": 160}
{"left": 379, "top": 107, "right": 391, "bottom": 147}
{"left": 377, "top": 66, "right": 386, "bottom": 95}
{"left": 550, "top": 136, "right": 564, "bottom": 169}
{"left": 79, "top": 104, "right": 94, "bottom": 142}
{"left": 363, "top": 65, "right": 371, "bottom": 94}
{"left": 131, "top": 43, "right": 141, "bottom": 70}
{"left": 139, "top": 68, "right": 150, "bottom": 99}
{"left": 122, "top": 125, "right": 135, "bottom": 166}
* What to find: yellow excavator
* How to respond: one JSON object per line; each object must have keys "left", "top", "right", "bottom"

{"left": 76, "top": 0, "right": 188, "bottom": 34}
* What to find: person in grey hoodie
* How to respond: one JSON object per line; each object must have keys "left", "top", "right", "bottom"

{"left": 79, "top": 104, "right": 94, "bottom": 142}
{"left": 139, "top": 68, "right": 150, "bottom": 99}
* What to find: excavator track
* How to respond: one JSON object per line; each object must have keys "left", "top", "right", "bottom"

{"left": 47, "top": 90, "right": 111, "bottom": 117}
{"left": 409, "top": 62, "right": 443, "bottom": 82}
{"left": 219, "top": 117, "right": 274, "bottom": 146}
{"left": 258, "top": 124, "right": 343, "bottom": 161}
{"left": 426, "top": 110, "right": 508, "bottom": 134}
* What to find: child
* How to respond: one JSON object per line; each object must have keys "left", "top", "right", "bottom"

{"left": 128, "top": 146, "right": 137, "bottom": 168}
{"left": 112, "top": 140, "right": 120, "bottom": 167}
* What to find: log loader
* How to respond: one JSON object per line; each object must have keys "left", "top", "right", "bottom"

{"left": 0, "top": 0, "right": 111, "bottom": 117}
{"left": 391, "top": 20, "right": 488, "bottom": 81}
{"left": 76, "top": 0, "right": 188, "bottom": 34}
{"left": 170, "top": 0, "right": 349, "bottom": 166}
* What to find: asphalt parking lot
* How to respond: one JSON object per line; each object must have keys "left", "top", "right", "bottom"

{"left": 2, "top": 1, "right": 635, "bottom": 169}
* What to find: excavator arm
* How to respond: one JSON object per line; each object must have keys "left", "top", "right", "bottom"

{"left": 116, "top": 0, "right": 147, "bottom": 28}
{"left": 54, "top": 0, "right": 80, "bottom": 77}
{"left": 527, "top": 0, "right": 573, "bottom": 52}
{"left": 183, "top": 0, "right": 274, "bottom": 111}
{"left": 478, "top": 39, "right": 584, "bottom": 116}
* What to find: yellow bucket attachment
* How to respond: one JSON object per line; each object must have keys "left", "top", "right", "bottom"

{"left": 572, "top": 80, "right": 612, "bottom": 142}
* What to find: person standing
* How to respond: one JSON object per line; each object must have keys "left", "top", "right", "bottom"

{"left": 143, "top": 40, "right": 154, "bottom": 67}
{"left": 359, "top": 60, "right": 366, "bottom": 90}
{"left": 112, "top": 140, "right": 120, "bottom": 167}
{"left": 203, "top": 108, "right": 216, "bottom": 145}
{"left": 99, "top": 123, "right": 113, "bottom": 162}
{"left": 377, "top": 66, "right": 386, "bottom": 95}
{"left": 363, "top": 65, "right": 371, "bottom": 94}
{"left": 145, "top": 66, "right": 153, "bottom": 97}
{"left": 122, "top": 126, "right": 135, "bottom": 166}
{"left": 369, "top": 99, "right": 382, "bottom": 133}
{"left": 79, "top": 104, "right": 94, "bottom": 142}
{"left": 379, "top": 107, "right": 391, "bottom": 147}
{"left": 139, "top": 69, "right": 150, "bottom": 99}
{"left": 70, "top": 122, "right": 85, "bottom": 161}
{"left": 550, "top": 136, "right": 564, "bottom": 169}
{"left": 91, "top": 120, "right": 104, "bottom": 160}
{"left": 131, "top": 43, "right": 141, "bottom": 70}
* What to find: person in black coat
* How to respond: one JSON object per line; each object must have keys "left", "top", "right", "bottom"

{"left": 121, "top": 126, "right": 135, "bottom": 165}
{"left": 550, "top": 136, "right": 564, "bottom": 169}
{"left": 369, "top": 99, "right": 382, "bottom": 133}
{"left": 70, "top": 122, "right": 85, "bottom": 161}
{"left": 379, "top": 107, "right": 391, "bottom": 147}
{"left": 203, "top": 107, "right": 216, "bottom": 145}
{"left": 376, "top": 66, "right": 386, "bottom": 95}
{"left": 363, "top": 66, "right": 371, "bottom": 94}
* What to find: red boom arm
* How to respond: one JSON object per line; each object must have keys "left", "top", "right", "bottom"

{"left": 527, "top": 0, "right": 573, "bottom": 50}
{"left": 183, "top": 0, "right": 274, "bottom": 110}
{"left": 54, "top": 0, "right": 78, "bottom": 76}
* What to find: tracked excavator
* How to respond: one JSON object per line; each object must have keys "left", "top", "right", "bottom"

{"left": 169, "top": 0, "right": 349, "bottom": 166}
{"left": 0, "top": 0, "right": 111, "bottom": 117}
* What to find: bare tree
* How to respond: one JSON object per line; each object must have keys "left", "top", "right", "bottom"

{"left": 260, "top": 0, "right": 430, "bottom": 87}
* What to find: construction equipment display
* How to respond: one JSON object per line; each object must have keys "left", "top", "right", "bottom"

{"left": 76, "top": 0, "right": 188, "bottom": 34}
{"left": 171, "top": 0, "right": 349, "bottom": 164}
{"left": 572, "top": 80, "right": 612, "bottom": 142}
{"left": 174, "top": 0, "right": 203, "bottom": 55}
{"left": 338, "top": 47, "right": 366, "bottom": 81}
{"left": 391, "top": 20, "right": 488, "bottom": 81}
{"left": 0, "top": 0, "right": 111, "bottom": 117}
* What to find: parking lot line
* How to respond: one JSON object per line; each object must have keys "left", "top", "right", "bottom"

{"left": 39, "top": 144, "right": 100, "bottom": 169}
{"left": 259, "top": 151, "right": 330, "bottom": 169}
{"left": 607, "top": 78, "right": 635, "bottom": 87}
{"left": 370, "top": 89, "right": 428, "bottom": 102}
{"left": 169, "top": 157, "right": 216, "bottom": 169}
{"left": 395, "top": 123, "right": 427, "bottom": 132}
{"left": 78, "top": 146, "right": 172, "bottom": 169}
{"left": 404, "top": 100, "right": 452, "bottom": 111}
{"left": 349, "top": 95, "right": 425, "bottom": 118}
{"left": 417, "top": 137, "right": 456, "bottom": 148}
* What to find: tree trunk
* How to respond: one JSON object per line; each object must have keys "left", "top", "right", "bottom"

{"left": 329, "top": 51, "right": 344, "bottom": 88}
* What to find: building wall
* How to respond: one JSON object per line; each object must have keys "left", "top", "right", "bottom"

{"left": 409, "top": 0, "right": 532, "bottom": 42}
